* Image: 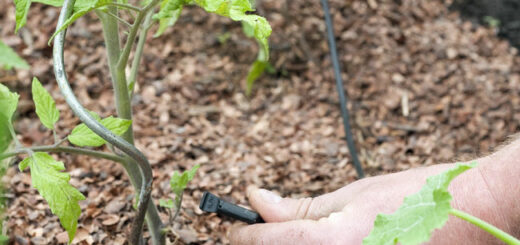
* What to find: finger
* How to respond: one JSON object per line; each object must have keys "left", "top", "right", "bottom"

{"left": 229, "top": 219, "right": 332, "bottom": 245}
{"left": 247, "top": 186, "right": 356, "bottom": 222}
{"left": 229, "top": 209, "right": 374, "bottom": 245}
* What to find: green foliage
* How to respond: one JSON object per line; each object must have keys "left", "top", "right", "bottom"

{"left": 159, "top": 199, "right": 174, "bottom": 209}
{"left": 246, "top": 60, "right": 267, "bottom": 95}
{"left": 68, "top": 116, "right": 132, "bottom": 147}
{"left": 0, "top": 115, "right": 11, "bottom": 155}
{"left": 0, "top": 83, "right": 19, "bottom": 123}
{"left": 153, "top": 0, "right": 189, "bottom": 37}
{"left": 363, "top": 163, "right": 477, "bottom": 245}
{"left": 170, "top": 164, "right": 199, "bottom": 197}
{"left": 0, "top": 40, "right": 29, "bottom": 70}
{"left": 483, "top": 16, "right": 500, "bottom": 28}
{"left": 0, "top": 84, "right": 17, "bottom": 154}
{"left": 194, "top": 0, "right": 271, "bottom": 56}
{"left": 13, "top": 0, "right": 31, "bottom": 33}
{"left": 13, "top": 0, "right": 112, "bottom": 36}
{"left": 160, "top": 164, "right": 200, "bottom": 212}
{"left": 19, "top": 152, "right": 85, "bottom": 243}
{"left": 32, "top": 77, "right": 60, "bottom": 130}
{"left": 49, "top": 0, "right": 112, "bottom": 43}
{"left": 153, "top": 0, "right": 272, "bottom": 92}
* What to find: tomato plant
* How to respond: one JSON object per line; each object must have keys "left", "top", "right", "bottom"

{"left": 2, "top": 0, "right": 272, "bottom": 244}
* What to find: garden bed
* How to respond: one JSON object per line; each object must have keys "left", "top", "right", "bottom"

{"left": 2, "top": 0, "right": 520, "bottom": 243}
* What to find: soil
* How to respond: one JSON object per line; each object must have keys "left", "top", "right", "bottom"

{"left": 2, "top": 0, "right": 520, "bottom": 244}
{"left": 451, "top": 0, "right": 520, "bottom": 48}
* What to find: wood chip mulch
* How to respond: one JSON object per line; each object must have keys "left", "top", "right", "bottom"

{"left": 1, "top": 0, "right": 520, "bottom": 244}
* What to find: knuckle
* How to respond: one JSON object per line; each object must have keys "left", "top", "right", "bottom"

{"left": 295, "top": 197, "right": 315, "bottom": 219}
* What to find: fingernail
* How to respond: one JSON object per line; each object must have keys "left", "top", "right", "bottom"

{"left": 258, "top": 189, "right": 282, "bottom": 204}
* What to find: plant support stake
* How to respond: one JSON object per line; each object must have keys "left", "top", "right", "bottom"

{"left": 320, "top": 0, "right": 365, "bottom": 178}
{"left": 53, "top": 0, "right": 153, "bottom": 243}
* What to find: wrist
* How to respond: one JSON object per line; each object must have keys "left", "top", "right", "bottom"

{"left": 476, "top": 141, "right": 520, "bottom": 237}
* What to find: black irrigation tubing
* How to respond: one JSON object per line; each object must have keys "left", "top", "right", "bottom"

{"left": 320, "top": 0, "right": 365, "bottom": 178}
{"left": 53, "top": 0, "right": 152, "bottom": 243}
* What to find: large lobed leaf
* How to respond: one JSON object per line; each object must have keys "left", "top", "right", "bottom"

{"left": 32, "top": 77, "right": 60, "bottom": 130}
{"left": 68, "top": 116, "right": 132, "bottom": 147}
{"left": 0, "top": 40, "right": 29, "bottom": 70}
{"left": 363, "top": 163, "right": 477, "bottom": 245}
{"left": 19, "top": 152, "right": 85, "bottom": 243}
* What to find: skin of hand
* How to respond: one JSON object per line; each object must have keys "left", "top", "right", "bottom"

{"left": 229, "top": 140, "right": 520, "bottom": 245}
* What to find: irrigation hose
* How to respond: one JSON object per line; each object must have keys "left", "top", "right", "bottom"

{"left": 320, "top": 0, "right": 365, "bottom": 178}
{"left": 53, "top": 0, "right": 153, "bottom": 243}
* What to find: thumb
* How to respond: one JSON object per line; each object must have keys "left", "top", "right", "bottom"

{"left": 247, "top": 187, "right": 347, "bottom": 223}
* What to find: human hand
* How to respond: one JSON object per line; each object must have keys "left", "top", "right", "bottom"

{"left": 229, "top": 162, "right": 514, "bottom": 245}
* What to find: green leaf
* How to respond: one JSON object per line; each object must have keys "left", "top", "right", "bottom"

{"left": 195, "top": 0, "right": 271, "bottom": 92}
{"left": 0, "top": 84, "right": 17, "bottom": 156}
{"left": 246, "top": 60, "right": 267, "bottom": 95}
{"left": 13, "top": 0, "right": 93, "bottom": 32}
{"left": 0, "top": 115, "right": 12, "bottom": 154}
{"left": 0, "top": 83, "right": 19, "bottom": 122}
{"left": 49, "top": 0, "right": 112, "bottom": 43}
{"left": 19, "top": 152, "right": 85, "bottom": 243}
{"left": 153, "top": 0, "right": 189, "bottom": 37}
{"left": 32, "top": 77, "right": 60, "bottom": 130}
{"left": 159, "top": 199, "right": 175, "bottom": 209}
{"left": 194, "top": 0, "right": 271, "bottom": 56}
{"left": 13, "top": 0, "right": 31, "bottom": 33}
{"left": 0, "top": 41, "right": 29, "bottom": 69}
{"left": 170, "top": 164, "right": 200, "bottom": 196}
{"left": 363, "top": 163, "right": 478, "bottom": 245}
{"left": 68, "top": 116, "right": 131, "bottom": 147}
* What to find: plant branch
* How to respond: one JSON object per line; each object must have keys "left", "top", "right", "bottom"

{"left": 171, "top": 193, "right": 183, "bottom": 224}
{"left": 105, "top": 11, "right": 132, "bottom": 28}
{"left": 116, "top": 0, "right": 159, "bottom": 71}
{"left": 53, "top": 1, "right": 154, "bottom": 244}
{"left": 0, "top": 145, "right": 125, "bottom": 163}
{"left": 128, "top": 10, "right": 153, "bottom": 97}
{"left": 7, "top": 123, "right": 22, "bottom": 149}
{"left": 109, "top": 2, "right": 142, "bottom": 12}
{"left": 449, "top": 209, "right": 520, "bottom": 245}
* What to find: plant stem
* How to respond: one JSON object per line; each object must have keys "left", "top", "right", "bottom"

{"left": 128, "top": 11, "right": 153, "bottom": 97}
{"left": 171, "top": 193, "right": 183, "bottom": 223}
{"left": 97, "top": 8, "right": 135, "bottom": 143}
{"left": 98, "top": 3, "right": 165, "bottom": 244}
{"left": 7, "top": 123, "right": 22, "bottom": 149}
{"left": 449, "top": 209, "right": 520, "bottom": 245}
{"left": 117, "top": 0, "right": 159, "bottom": 71}
{"left": 0, "top": 146, "right": 125, "bottom": 163}
{"left": 55, "top": 1, "right": 155, "bottom": 244}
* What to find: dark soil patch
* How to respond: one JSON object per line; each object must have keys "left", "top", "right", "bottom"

{"left": 451, "top": 0, "right": 520, "bottom": 49}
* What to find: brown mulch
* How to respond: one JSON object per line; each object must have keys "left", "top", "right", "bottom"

{"left": 2, "top": 0, "right": 520, "bottom": 244}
